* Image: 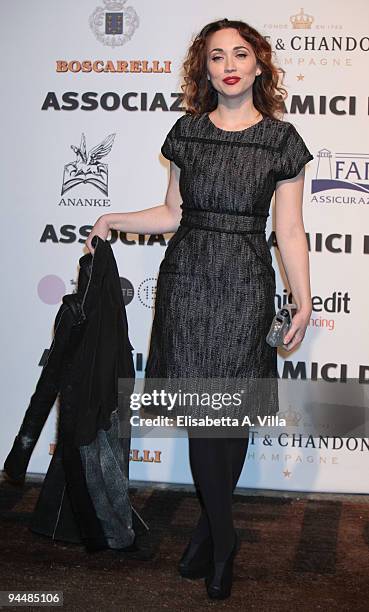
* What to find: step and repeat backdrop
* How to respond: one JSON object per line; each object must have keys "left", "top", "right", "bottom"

{"left": 1, "top": 1, "right": 369, "bottom": 493}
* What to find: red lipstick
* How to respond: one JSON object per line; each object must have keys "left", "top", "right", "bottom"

{"left": 223, "top": 77, "right": 241, "bottom": 85}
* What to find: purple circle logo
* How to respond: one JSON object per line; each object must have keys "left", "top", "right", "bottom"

{"left": 38, "top": 275, "right": 66, "bottom": 305}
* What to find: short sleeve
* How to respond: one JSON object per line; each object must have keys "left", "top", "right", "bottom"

{"left": 161, "top": 117, "right": 182, "bottom": 167}
{"left": 276, "top": 123, "right": 314, "bottom": 181}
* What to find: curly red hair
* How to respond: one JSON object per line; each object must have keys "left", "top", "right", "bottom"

{"left": 181, "top": 18, "right": 287, "bottom": 119}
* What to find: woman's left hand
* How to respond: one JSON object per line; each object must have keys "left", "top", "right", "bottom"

{"left": 282, "top": 307, "right": 312, "bottom": 351}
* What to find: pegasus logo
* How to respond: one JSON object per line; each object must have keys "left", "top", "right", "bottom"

{"left": 61, "top": 132, "right": 116, "bottom": 196}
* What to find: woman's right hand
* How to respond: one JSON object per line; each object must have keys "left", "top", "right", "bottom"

{"left": 85, "top": 216, "right": 110, "bottom": 254}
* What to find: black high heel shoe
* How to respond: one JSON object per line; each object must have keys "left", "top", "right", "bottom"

{"left": 178, "top": 535, "right": 213, "bottom": 579}
{"left": 205, "top": 531, "right": 240, "bottom": 599}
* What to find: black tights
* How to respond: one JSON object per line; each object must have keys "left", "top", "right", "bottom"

{"left": 188, "top": 433, "right": 250, "bottom": 562}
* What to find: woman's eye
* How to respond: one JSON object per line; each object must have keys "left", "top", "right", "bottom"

{"left": 211, "top": 53, "right": 247, "bottom": 61}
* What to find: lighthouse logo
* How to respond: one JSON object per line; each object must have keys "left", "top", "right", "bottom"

{"left": 311, "top": 149, "right": 369, "bottom": 204}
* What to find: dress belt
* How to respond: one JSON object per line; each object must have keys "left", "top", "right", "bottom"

{"left": 179, "top": 207, "right": 267, "bottom": 235}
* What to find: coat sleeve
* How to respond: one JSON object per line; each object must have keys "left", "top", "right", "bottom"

{"left": 276, "top": 123, "right": 314, "bottom": 181}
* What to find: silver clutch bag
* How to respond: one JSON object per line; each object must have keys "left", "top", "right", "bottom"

{"left": 266, "top": 303, "right": 297, "bottom": 347}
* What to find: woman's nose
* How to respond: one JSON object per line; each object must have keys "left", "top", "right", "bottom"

{"left": 224, "top": 58, "right": 236, "bottom": 72}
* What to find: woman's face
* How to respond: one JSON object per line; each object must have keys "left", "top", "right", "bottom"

{"left": 206, "top": 28, "right": 261, "bottom": 99}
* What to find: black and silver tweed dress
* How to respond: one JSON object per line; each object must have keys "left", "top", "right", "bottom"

{"left": 144, "top": 112, "right": 314, "bottom": 421}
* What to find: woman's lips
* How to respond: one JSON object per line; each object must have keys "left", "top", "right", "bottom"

{"left": 223, "top": 77, "right": 241, "bottom": 85}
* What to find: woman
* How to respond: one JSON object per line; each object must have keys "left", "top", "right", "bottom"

{"left": 86, "top": 18, "right": 313, "bottom": 600}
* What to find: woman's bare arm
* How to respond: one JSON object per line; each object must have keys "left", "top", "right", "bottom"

{"left": 274, "top": 168, "right": 312, "bottom": 351}
{"left": 85, "top": 161, "right": 182, "bottom": 253}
